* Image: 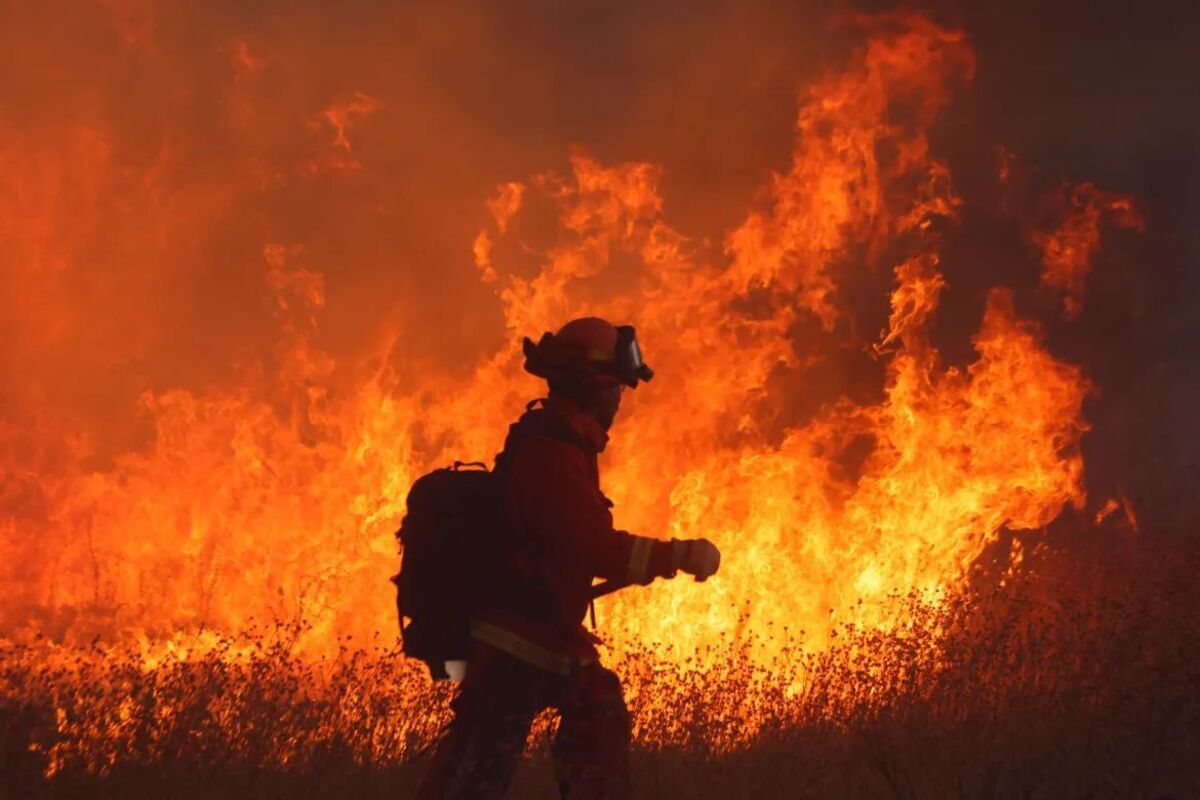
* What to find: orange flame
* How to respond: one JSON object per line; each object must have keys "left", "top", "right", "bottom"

{"left": 315, "top": 91, "right": 378, "bottom": 152}
{"left": 1031, "top": 181, "right": 1145, "bottom": 318}
{"left": 0, "top": 11, "right": 1118, "bottom": 692}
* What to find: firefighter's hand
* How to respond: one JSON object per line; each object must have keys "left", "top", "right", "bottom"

{"left": 670, "top": 538, "right": 721, "bottom": 582}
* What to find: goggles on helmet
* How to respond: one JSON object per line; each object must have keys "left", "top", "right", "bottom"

{"left": 613, "top": 325, "right": 654, "bottom": 387}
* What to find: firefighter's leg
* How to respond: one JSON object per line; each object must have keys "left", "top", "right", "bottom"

{"left": 552, "top": 664, "right": 632, "bottom": 800}
{"left": 416, "top": 648, "right": 542, "bottom": 800}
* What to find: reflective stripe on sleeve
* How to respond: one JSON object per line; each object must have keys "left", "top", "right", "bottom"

{"left": 626, "top": 536, "right": 654, "bottom": 585}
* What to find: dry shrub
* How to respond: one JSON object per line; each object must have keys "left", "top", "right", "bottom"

{"left": 3, "top": 543, "right": 1199, "bottom": 799}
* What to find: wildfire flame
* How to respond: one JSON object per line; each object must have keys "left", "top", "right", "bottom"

{"left": 0, "top": 8, "right": 1134, "bottom": 705}
{"left": 1031, "top": 181, "right": 1145, "bottom": 318}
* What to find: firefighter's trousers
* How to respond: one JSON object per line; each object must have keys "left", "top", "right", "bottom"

{"left": 416, "top": 641, "right": 631, "bottom": 800}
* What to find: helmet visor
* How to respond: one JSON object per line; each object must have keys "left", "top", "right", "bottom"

{"left": 614, "top": 325, "right": 654, "bottom": 387}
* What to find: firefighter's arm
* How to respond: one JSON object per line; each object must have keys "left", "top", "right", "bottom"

{"left": 509, "top": 439, "right": 675, "bottom": 584}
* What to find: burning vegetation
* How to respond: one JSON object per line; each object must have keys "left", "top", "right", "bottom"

{"left": 2, "top": 2, "right": 1197, "bottom": 797}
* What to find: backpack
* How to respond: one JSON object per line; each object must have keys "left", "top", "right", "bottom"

{"left": 390, "top": 461, "right": 506, "bottom": 680}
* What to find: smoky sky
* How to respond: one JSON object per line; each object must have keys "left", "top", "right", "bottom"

{"left": 2, "top": 0, "right": 1197, "bottom": 526}
{"left": 930, "top": 0, "right": 1200, "bottom": 532}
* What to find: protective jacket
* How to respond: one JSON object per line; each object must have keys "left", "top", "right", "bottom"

{"left": 474, "top": 398, "right": 675, "bottom": 671}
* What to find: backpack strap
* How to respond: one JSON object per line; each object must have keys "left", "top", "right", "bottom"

{"left": 493, "top": 404, "right": 590, "bottom": 476}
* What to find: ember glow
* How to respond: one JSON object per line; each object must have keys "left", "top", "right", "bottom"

{"left": 0, "top": 2, "right": 1166, "bottom": 772}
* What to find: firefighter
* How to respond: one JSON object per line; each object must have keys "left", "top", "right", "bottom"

{"left": 417, "top": 317, "right": 721, "bottom": 800}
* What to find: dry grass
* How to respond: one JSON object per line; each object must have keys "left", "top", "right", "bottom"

{"left": 3, "top": 546, "right": 1199, "bottom": 799}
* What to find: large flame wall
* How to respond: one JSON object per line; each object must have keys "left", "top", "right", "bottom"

{"left": 1, "top": 5, "right": 1147, "bottom": 668}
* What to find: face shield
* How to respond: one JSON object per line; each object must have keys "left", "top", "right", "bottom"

{"left": 613, "top": 325, "right": 654, "bottom": 387}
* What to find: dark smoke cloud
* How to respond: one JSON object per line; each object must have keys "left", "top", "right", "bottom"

{"left": 924, "top": 0, "right": 1200, "bottom": 532}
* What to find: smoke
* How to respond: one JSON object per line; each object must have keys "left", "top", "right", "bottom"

{"left": 0, "top": 0, "right": 827, "bottom": 452}
{"left": 943, "top": 0, "right": 1200, "bottom": 532}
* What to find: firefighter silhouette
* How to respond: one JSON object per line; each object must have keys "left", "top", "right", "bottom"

{"left": 417, "top": 317, "right": 721, "bottom": 800}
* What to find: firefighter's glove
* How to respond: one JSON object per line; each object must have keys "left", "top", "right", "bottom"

{"left": 670, "top": 538, "right": 721, "bottom": 582}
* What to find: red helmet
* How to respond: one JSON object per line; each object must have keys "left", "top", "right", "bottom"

{"left": 522, "top": 317, "right": 654, "bottom": 388}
